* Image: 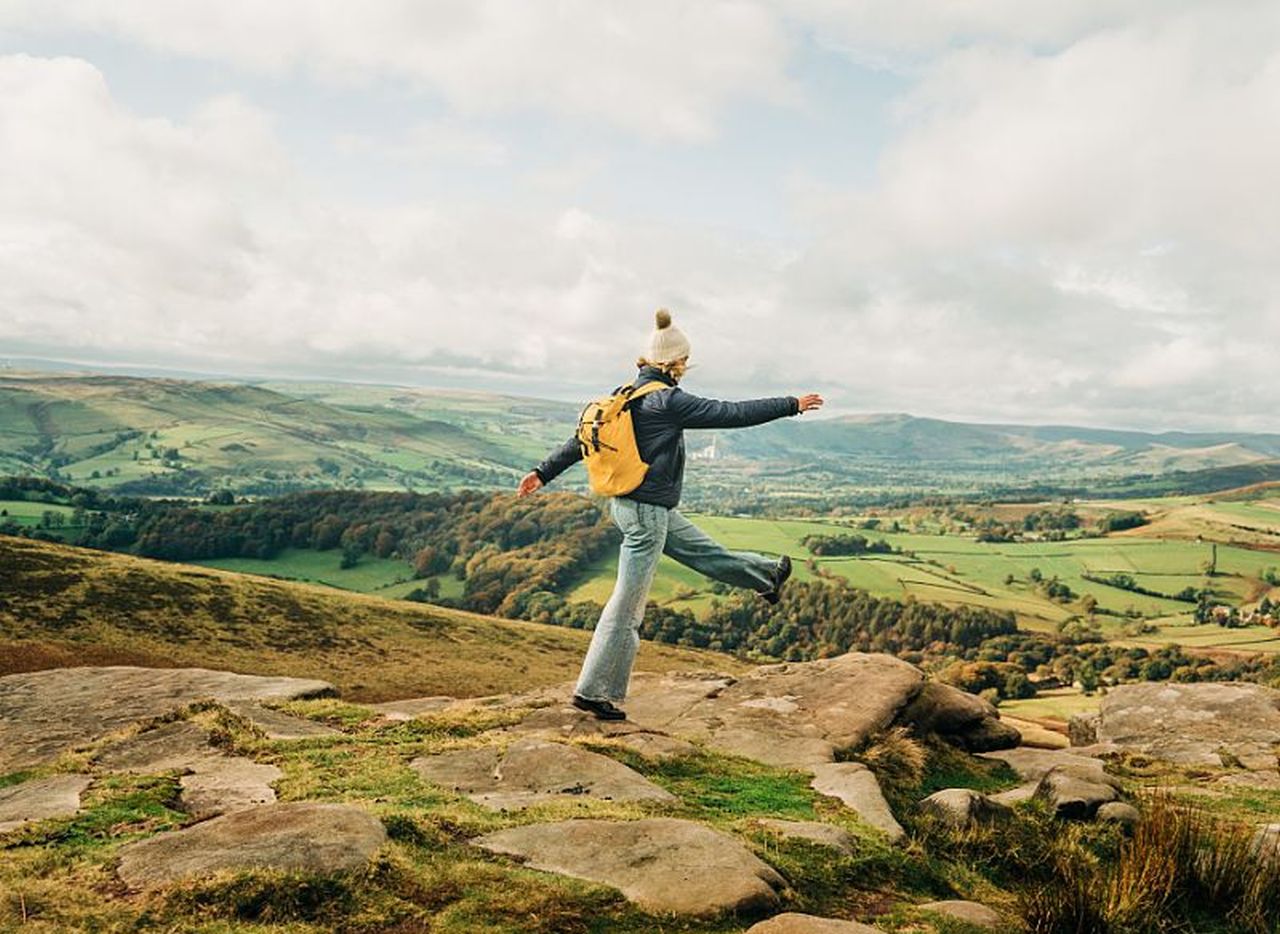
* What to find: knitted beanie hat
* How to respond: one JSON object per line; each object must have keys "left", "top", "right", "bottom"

{"left": 644, "top": 309, "right": 691, "bottom": 364}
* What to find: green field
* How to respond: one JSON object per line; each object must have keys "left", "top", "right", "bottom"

{"left": 1002, "top": 687, "right": 1101, "bottom": 722}
{"left": 194, "top": 547, "right": 462, "bottom": 600}
{"left": 568, "top": 513, "right": 1280, "bottom": 645}
{"left": 0, "top": 499, "right": 81, "bottom": 529}
{"left": 0, "top": 374, "right": 571, "bottom": 495}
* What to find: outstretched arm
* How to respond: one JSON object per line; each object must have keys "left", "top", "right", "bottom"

{"left": 670, "top": 389, "right": 823, "bottom": 429}
{"left": 518, "top": 435, "right": 582, "bottom": 496}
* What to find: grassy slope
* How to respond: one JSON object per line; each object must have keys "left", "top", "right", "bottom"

{"left": 191, "top": 547, "right": 463, "bottom": 601}
{"left": 4, "top": 536, "right": 1278, "bottom": 932}
{"left": 0, "top": 374, "right": 546, "bottom": 491}
{"left": 0, "top": 535, "right": 746, "bottom": 702}
{"left": 9, "top": 371, "right": 1280, "bottom": 501}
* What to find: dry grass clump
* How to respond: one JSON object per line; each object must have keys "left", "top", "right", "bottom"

{"left": 854, "top": 726, "right": 928, "bottom": 794}
{"left": 1022, "top": 791, "right": 1280, "bottom": 934}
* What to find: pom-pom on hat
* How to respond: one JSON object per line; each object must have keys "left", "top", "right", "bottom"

{"left": 644, "top": 308, "right": 691, "bottom": 364}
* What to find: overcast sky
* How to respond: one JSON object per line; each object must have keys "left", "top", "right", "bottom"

{"left": 1, "top": 2, "right": 1277, "bottom": 431}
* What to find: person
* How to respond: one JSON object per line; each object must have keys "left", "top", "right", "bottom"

{"left": 516, "top": 309, "right": 823, "bottom": 720}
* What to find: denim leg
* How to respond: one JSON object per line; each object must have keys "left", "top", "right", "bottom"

{"left": 574, "top": 498, "right": 668, "bottom": 702}
{"left": 663, "top": 509, "right": 779, "bottom": 592}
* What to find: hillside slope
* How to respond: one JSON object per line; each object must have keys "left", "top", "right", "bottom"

{"left": 7, "top": 370, "right": 1280, "bottom": 499}
{"left": 0, "top": 535, "right": 745, "bottom": 701}
{"left": 0, "top": 373, "right": 560, "bottom": 495}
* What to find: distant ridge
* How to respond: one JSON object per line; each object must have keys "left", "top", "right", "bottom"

{"left": 3, "top": 369, "right": 1278, "bottom": 498}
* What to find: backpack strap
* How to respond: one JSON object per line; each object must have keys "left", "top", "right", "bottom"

{"left": 623, "top": 380, "right": 671, "bottom": 406}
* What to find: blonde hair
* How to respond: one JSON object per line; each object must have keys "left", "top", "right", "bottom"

{"left": 636, "top": 356, "right": 688, "bottom": 380}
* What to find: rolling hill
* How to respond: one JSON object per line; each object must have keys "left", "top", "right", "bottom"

{"left": 5, "top": 368, "right": 1280, "bottom": 500}
{"left": 0, "top": 534, "right": 744, "bottom": 702}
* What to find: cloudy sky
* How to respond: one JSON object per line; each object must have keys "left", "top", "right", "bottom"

{"left": 1, "top": 2, "right": 1277, "bottom": 431}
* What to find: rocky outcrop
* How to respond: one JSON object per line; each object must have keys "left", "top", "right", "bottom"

{"left": 411, "top": 738, "right": 675, "bottom": 810}
{"left": 745, "top": 914, "right": 882, "bottom": 933}
{"left": 0, "top": 667, "right": 334, "bottom": 772}
{"left": 900, "top": 682, "right": 1020, "bottom": 752}
{"left": 1034, "top": 765, "right": 1119, "bottom": 819}
{"left": 980, "top": 747, "right": 1113, "bottom": 785}
{"left": 1096, "top": 802, "right": 1141, "bottom": 825}
{"left": 115, "top": 801, "right": 386, "bottom": 889}
{"left": 810, "top": 763, "right": 905, "bottom": 842}
{"left": 372, "top": 653, "right": 1019, "bottom": 770}
{"left": 981, "top": 747, "right": 1126, "bottom": 820}
{"left": 622, "top": 654, "right": 928, "bottom": 769}
{"left": 919, "top": 788, "right": 1011, "bottom": 827}
{"left": 1068, "top": 711, "right": 1100, "bottom": 746}
{"left": 0, "top": 774, "right": 93, "bottom": 833}
{"left": 472, "top": 818, "right": 786, "bottom": 917}
{"left": 1081, "top": 682, "right": 1280, "bottom": 770}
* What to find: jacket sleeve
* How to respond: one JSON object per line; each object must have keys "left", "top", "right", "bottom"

{"left": 533, "top": 435, "right": 583, "bottom": 484}
{"left": 667, "top": 389, "right": 799, "bottom": 429}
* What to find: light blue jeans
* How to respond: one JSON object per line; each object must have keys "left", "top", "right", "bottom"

{"left": 574, "top": 497, "right": 781, "bottom": 702}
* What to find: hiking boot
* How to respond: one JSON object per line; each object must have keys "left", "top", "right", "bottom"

{"left": 572, "top": 695, "right": 627, "bottom": 721}
{"left": 760, "top": 554, "right": 792, "bottom": 605}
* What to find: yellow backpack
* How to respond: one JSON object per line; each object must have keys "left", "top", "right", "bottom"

{"left": 576, "top": 381, "right": 670, "bottom": 496}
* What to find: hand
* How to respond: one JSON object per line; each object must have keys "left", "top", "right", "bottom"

{"left": 517, "top": 471, "right": 543, "bottom": 497}
{"left": 796, "top": 393, "right": 824, "bottom": 414}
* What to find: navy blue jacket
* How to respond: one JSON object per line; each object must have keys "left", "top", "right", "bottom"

{"left": 533, "top": 366, "right": 799, "bottom": 508}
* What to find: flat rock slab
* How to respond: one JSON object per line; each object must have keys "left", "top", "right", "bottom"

{"left": 1091, "top": 682, "right": 1280, "bottom": 768}
{"left": 0, "top": 774, "right": 93, "bottom": 833}
{"left": 116, "top": 801, "right": 386, "bottom": 889}
{"left": 93, "top": 718, "right": 282, "bottom": 818}
{"left": 93, "top": 720, "right": 224, "bottom": 773}
{"left": 751, "top": 818, "right": 859, "bottom": 856}
{"left": 1215, "top": 769, "right": 1280, "bottom": 791}
{"left": 473, "top": 817, "right": 786, "bottom": 918}
{"left": 368, "top": 696, "right": 456, "bottom": 721}
{"left": 180, "top": 759, "right": 283, "bottom": 819}
{"left": 510, "top": 706, "right": 698, "bottom": 759}
{"left": 810, "top": 763, "right": 904, "bottom": 842}
{"left": 919, "top": 900, "right": 1003, "bottom": 930}
{"left": 411, "top": 738, "right": 675, "bottom": 810}
{"left": 745, "top": 914, "right": 882, "bottom": 933}
{"left": 980, "top": 748, "right": 1114, "bottom": 785}
{"left": 1001, "top": 715, "right": 1069, "bottom": 750}
{"left": 624, "top": 654, "right": 925, "bottom": 769}
{"left": 0, "top": 667, "right": 335, "bottom": 772}
{"left": 223, "top": 702, "right": 341, "bottom": 739}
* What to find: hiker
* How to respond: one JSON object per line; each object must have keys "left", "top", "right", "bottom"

{"left": 516, "top": 309, "right": 823, "bottom": 720}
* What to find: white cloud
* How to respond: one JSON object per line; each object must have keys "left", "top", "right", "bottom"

{"left": 777, "top": 1, "right": 1280, "bottom": 426}
{"left": 335, "top": 121, "right": 507, "bottom": 166}
{"left": 0, "top": 0, "right": 797, "bottom": 142}
{"left": 770, "top": 0, "right": 1222, "bottom": 65}
{"left": 0, "top": 54, "right": 784, "bottom": 393}
{"left": 3, "top": 0, "right": 1280, "bottom": 431}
